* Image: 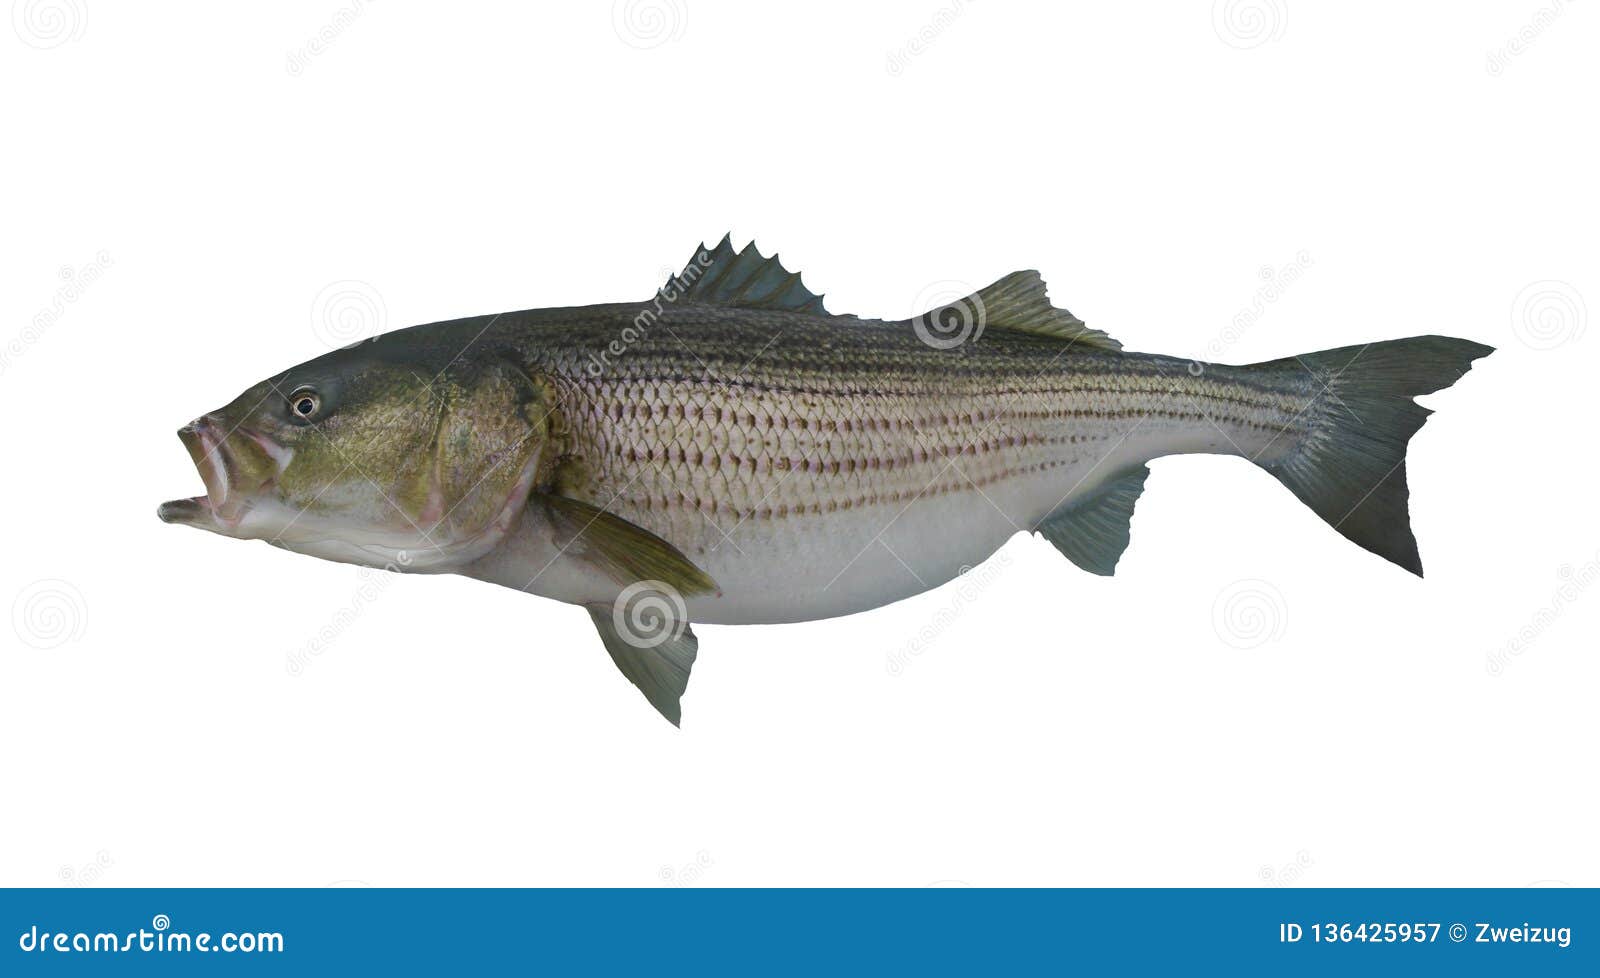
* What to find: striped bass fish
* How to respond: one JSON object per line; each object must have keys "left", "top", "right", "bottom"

{"left": 160, "top": 236, "right": 1491, "bottom": 724}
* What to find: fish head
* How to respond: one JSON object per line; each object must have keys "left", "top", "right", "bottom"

{"left": 160, "top": 344, "right": 550, "bottom": 571}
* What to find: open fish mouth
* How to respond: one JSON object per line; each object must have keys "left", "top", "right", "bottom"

{"left": 158, "top": 417, "right": 279, "bottom": 529}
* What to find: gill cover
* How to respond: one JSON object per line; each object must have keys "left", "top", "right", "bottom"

{"left": 379, "top": 358, "right": 552, "bottom": 568}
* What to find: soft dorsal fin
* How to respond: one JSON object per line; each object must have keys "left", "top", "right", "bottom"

{"left": 664, "top": 234, "right": 827, "bottom": 315}
{"left": 918, "top": 270, "right": 1120, "bottom": 351}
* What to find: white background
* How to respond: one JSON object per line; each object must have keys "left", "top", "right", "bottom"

{"left": 3, "top": 2, "right": 1595, "bottom": 887}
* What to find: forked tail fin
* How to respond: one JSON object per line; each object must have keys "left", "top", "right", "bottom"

{"left": 1252, "top": 336, "right": 1493, "bottom": 576}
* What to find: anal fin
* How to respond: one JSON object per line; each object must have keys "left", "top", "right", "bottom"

{"left": 1035, "top": 465, "right": 1150, "bottom": 576}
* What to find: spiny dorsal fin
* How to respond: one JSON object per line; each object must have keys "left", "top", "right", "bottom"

{"left": 665, "top": 234, "right": 828, "bottom": 315}
{"left": 919, "top": 270, "right": 1120, "bottom": 352}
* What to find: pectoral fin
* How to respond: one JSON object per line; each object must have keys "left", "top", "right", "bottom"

{"left": 537, "top": 495, "right": 712, "bottom": 725}
{"left": 536, "top": 493, "right": 718, "bottom": 596}
{"left": 588, "top": 603, "right": 697, "bottom": 726}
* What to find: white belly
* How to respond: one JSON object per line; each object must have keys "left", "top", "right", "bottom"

{"left": 690, "top": 435, "right": 1169, "bottom": 623}
{"left": 463, "top": 442, "right": 1157, "bottom": 625}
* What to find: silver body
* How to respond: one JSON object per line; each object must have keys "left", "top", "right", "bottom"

{"left": 457, "top": 303, "right": 1315, "bottom": 624}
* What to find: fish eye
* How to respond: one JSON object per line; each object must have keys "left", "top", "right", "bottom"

{"left": 288, "top": 388, "right": 322, "bottom": 422}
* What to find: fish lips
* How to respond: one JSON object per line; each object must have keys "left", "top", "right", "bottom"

{"left": 159, "top": 418, "right": 281, "bottom": 530}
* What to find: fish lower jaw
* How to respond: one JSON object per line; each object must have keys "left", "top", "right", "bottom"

{"left": 156, "top": 494, "right": 252, "bottom": 531}
{"left": 157, "top": 496, "right": 208, "bottom": 525}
